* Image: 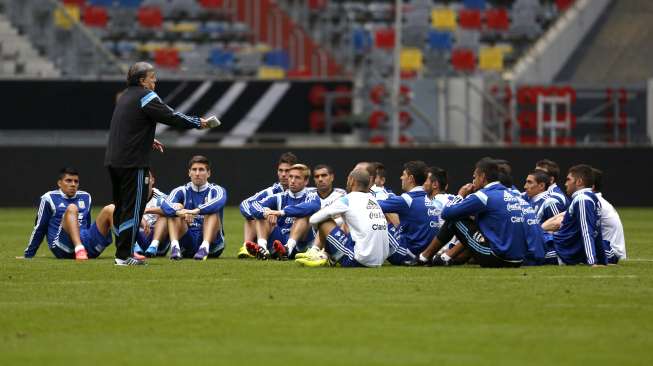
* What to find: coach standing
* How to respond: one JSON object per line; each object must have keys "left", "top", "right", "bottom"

{"left": 105, "top": 62, "right": 209, "bottom": 266}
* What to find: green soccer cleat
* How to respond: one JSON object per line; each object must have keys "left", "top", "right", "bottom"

{"left": 296, "top": 257, "right": 329, "bottom": 267}
{"left": 237, "top": 243, "right": 255, "bottom": 259}
{"left": 294, "top": 246, "right": 321, "bottom": 260}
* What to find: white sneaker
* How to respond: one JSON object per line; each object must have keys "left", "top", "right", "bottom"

{"left": 114, "top": 257, "right": 147, "bottom": 266}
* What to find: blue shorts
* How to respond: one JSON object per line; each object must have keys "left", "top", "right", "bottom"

{"left": 324, "top": 227, "right": 362, "bottom": 267}
{"left": 54, "top": 223, "right": 112, "bottom": 259}
{"left": 386, "top": 225, "right": 416, "bottom": 266}
{"left": 239, "top": 200, "right": 255, "bottom": 220}
{"left": 179, "top": 229, "right": 224, "bottom": 258}
{"left": 135, "top": 230, "right": 170, "bottom": 256}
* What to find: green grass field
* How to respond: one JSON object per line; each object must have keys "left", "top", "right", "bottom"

{"left": 1, "top": 207, "right": 652, "bottom": 365}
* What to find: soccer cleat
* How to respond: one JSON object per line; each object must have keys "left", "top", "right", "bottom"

{"left": 272, "top": 240, "right": 288, "bottom": 261}
{"left": 245, "top": 241, "right": 270, "bottom": 260}
{"left": 237, "top": 244, "right": 255, "bottom": 259}
{"left": 193, "top": 247, "right": 209, "bottom": 261}
{"left": 132, "top": 251, "right": 147, "bottom": 261}
{"left": 295, "top": 246, "right": 320, "bottom": 260}
{"left": 144, "top": 245, "right": 158, "bottom": 258}
{"left": 431, "top": 255, "right": 450, "bottom": 267}
{"left": 170, "top": 246, "right": 182, "bottom": 260}
{"left": 114, "top": 257, "right": 147, "bottom": 266}
{"left": 296, "top": 257, "right": 329, "bottom": 267}
{"left": 75, "top": 247, "right": 88, "bottom": 261}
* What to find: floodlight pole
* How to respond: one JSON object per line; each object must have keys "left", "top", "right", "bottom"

{"left": 390, "top": 0, "right": 402, "bottom": 147}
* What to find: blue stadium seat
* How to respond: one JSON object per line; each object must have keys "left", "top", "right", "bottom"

{"left": 88, "top": 0, "right": 116, "bottom": 6}
{"left": 427, "top": 30, "right": 452, "bottom": 51}
{"left": 117, "top": 0, "right": 143, "bottom": 8}
{"left": 463, "top": 0, "right": 486, "bottom": 10}
{"left": 352, "top": 28, "right": 372, "bottom": 53}
{"left": 209, "top": 48, "right": 235, "bottom": 70}
{"left": 263, "top": 50, "right": 290, "bottom": 70}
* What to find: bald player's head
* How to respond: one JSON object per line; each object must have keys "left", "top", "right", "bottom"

{"left": 354, "top": 162, "right": 376, "bottom": 189}
{"left": 347, "top": 168, "right": 370, "bottom": 192}
{"left": 127, "top": 62, "right": 155, "bottom": 86}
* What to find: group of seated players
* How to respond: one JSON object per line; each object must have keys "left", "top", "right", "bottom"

{"left": 22, "top": 151, "right": 626, "bottom": 268}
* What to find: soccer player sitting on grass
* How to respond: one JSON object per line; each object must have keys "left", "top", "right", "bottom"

{"left": 21, "top": 168, "right": 114, "bottom": 260}
{"left": 541, "top": 165, "right": 608, "bottom": 266}
{"left": 133, "top": 171, "right": 170, "bottom": 257}
{"left": 297, "top": 168, "right": 390, "bottom": 267}
{"left": 246, "top": 164, "right": 317, "bottom": 260}
{"left": 378, "top": 161, "right": 439, "bottom": 266}
{"left": 418, "top": 158, "right": 529, "bottom": 268}
{"left": 161, "top": 155, "right": 227, "bottom": 261}
{"left": 592, "top": 168, "right": 626, "bottom": 263}
{"left": 524, "top": 170, "right": 564, "bottom": 223}
{"left": 369, "top": 162, "right": 394, "bottom": 200}
{"left": 237, "top": 152, "right": 297, "bottom": 259}
{"left": 535, "top": 159, "right": 569, "bottom": 209}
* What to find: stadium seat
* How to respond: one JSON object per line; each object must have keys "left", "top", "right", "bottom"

{"left": 479, "top": 46, "right": 504, "bottom": 71}
{"left": 263, "top": 50, "right": 290, "bottom": 70}
{"left": 257, "top": 66, "right": 286, "bottom": 79}
{"left": 555, "top": 0, "right": 575, "bottom": 11}
{"left": 199, "top": 0, "right": 223, "bottom": 9}
{"left": 308, "top": 0, "right": 327, "bottom": 11}
{"left": 458, "top": 9, "right": 482, "bottom": 30}
{"left": 208, "top": 48, "right": 235, "bottom": 70}
{"left": 63, "top": 0, "right": 86, "bottom": 6}
{"left": 374, "top": 28, "right": 395, "bottom": 49}
{"left": 427, "top": 30, "right": 453, "bottom": 51}
{"left": 137, "top": 6, "right": 163, "bottom": 28}
{"left": 368, "top": 110, "right": 388, "bottom": 129}
{"left": 352, "top": 28, "right": 372, "bottom": 53}
{"left": 88, "top": 0, "right": 115, "bottom": 6}
{"left": 83, "top": 6, "right": 109, "bottom": 28}
{"left": 485, "top": 8, "right": 510, "bottom": 31}
{"left": 309, "top": 110, "right": 325, "bottom": 132}
{"left": 117, "top": 0, "right": 143, "bottom": 7}
{"left": 54, "top": 5, "right": 80, "bottom": 30}
{"left": 451, "top": 48, "right": 476, "bottom": 72}
{"left": 399, "top": 47, "right": 423, "bottom": 72}
{"left": 463, "top": 0, "right": 486, "bottom": 10}
{"left": 431, "top": 8, "right": 457, "bottom": 31}
{"left": 154, "top": 48, "right": 180, "bottom": 69}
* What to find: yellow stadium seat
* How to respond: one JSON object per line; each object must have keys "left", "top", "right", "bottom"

{"left": 54, "top": 5, "right": 80, "bottom": 30}
{"left": 168, "top": 22, "right": 199, "bottom": 33}
{"left": 479, "top": 47, "right": 504, "bottom": 71}
{"left": 431, "top": 8, "right": 457, "bottom": 31}
{"left": 138, "top": 42, "right": 168, "bottom": 53}
{"left": 400, "top": 48, "right": 423, "bottom": 72}
{"left": 257, "top": 66, "right": 286, "bottom": 79}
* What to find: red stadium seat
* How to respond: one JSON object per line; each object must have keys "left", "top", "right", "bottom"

{"left": 485, "top": 8, "right": 509, "bottom": 31}
{"left": 368, "top": 110, "right": 388, "bottom": 129}
{"left": 309, "top": 111, "right": 325, "bottom": 132}
{"left": 154, "top": 48, "right": 180, "bottom": 69}
{"left": 138, "top": 6, "right": 163, "bottom": 29}
{"left": 451, "top": 49, "right": 476, "bottom": 72}
{"left": 199, "top": 0, "right": 224, "bottom": 9}
{"left": 83, "top": 6, "right": 108, "bottom": 28}
{"left": 63, "top": 0, "right": 86, "bottom": 6}
{"left": 308, "top": 0, "right": 327, "bottom": 11}
{"left": 555, "top": 0, "right": 575, "bottom": 11}
{"left": 458, "top": 9, "right": 482, "bottom": 29}
{"left": 334, "top": 85, "right": 352, "bottom": 107}
{"left": 309, "top": 84, "right": 327, "bottom": 106}
{"left": 374, "top": 28, "right": 395, "bottom": 49}
{"left": 369, "top": 135, "right": 386, "bottom": 144}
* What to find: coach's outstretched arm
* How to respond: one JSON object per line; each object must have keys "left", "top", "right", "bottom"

{"left": 140, "top": 91, "right": 208, "bottom": 130}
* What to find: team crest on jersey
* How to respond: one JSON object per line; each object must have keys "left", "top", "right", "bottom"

{"left": 366, "top": 199, "right": 379, "bottom": 209}
{"left": 78, "top": 201, "right": 85, "bottom": 209}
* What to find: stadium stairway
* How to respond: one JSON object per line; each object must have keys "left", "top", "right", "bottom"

{"left": 556, "top": 0, "right": 653, "bottom": 83}
{"left": 0, "top": 14, "right": 60, "bottom": 77}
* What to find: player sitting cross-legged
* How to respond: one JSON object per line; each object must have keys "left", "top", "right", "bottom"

{"left": 161, "top": 155, "right": 227, "bottom": 261}
{"left": 21, "top": 167, "right": 114, "bottom": 261}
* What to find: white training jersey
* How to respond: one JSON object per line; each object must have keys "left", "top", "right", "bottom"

{"left": 310, "top": 191, "right": 389, "bottom": 267}
{"left": 596, "top": 193, "right": 626, "bottom": 259}
{"left": 143, "top": 188, "right": 166, "bottom": 226}
{"left": 320, "top": 187, "right": 346, "bottom": 208}
{"left": 370, "top": 184, "right": 394, "bottom": 201}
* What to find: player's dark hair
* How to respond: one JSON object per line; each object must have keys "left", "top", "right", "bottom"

{"left": 313, "top": 164, "right": 334, "bottom": 175}
{"left": 188, "top": 155, "right": 211, "bottom": 170}
{"left": 58, "top": 167, "right": 79, "bottom": 180}
{"left": 372, "top": 162, "right": 386, "bottom": 178}
{"left": 127, "top": 62, "right": 155, "bottom": 86}
{"left": 496, "top": 159, "right": 513, "bottom": 188}
{"left": 475, "top": 158, "right": 500, "bottom": 182}
{"left": 403, "top": 160, "right": 428, "bottom": 185}
{"left": 529, "top": 170, "right": 550, "bottom": 188}
{"left": 427, "top": 166, "right": 448, "bottom": 191}
{"left": 592, "top": 167, "right": 603, "bottom": 192}
{"left": 536, "top": 159, "right": 560, "bottom": 181}
{"left": 278, "top": 152, "right": 298, "bottom": 166}
{"left": 568, "top": 164, "right": 595, "bottom": 188}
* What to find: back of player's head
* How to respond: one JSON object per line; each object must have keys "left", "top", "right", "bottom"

{"left": 313, "top": 164, "right": 334, "bottom": 175}
{"left": 403, "top": 160, "right": 428, "bottom": 185}
{"left": 278, "top": 152, "right": 298, "bottom": 166}
{"left": 290, "top": 164, "right": 310, "bottom": 179}
{"left": 427, "top": 166, "right": 448, "bottom": 191}
{"left": 592, "top": 167, "right": 603, "bottom": 192}
{"left": 188, "top": 155, "right": 211, "bottom": 170}
{"left": 568, "top": 164, "right": 595, "bottom": 188}
{"left": 529, "top": 170, "right": 550, "bottom": 188}
{"left": 355, "top": 161, "right": 377, "bottom": 180}
{"left": 496, "top": 159, "right": 513, "bottom": 187}
{"left": 127, "top": 62, "right": 154, "bottom": 86}
{"left": 536, "top": 159, "right": 560, "bottom": 180}
{"left": 349, "top": 168, "right": 370, "bottom": 190}
{"left": 372, "top": 162, "right": 386, "bottom": 178}
{"left": 58, "top": 167, "right": 79, "bottom": 180}
{"left": 475, "top": 158, "right": 500, "bottom": 182}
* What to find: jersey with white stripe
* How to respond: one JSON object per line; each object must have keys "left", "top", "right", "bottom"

{"left": 143, "top": 188, "right": 167, "bottom": 226}
{"left": 596, "top": 193, "right": 626, "bottom": 259}
{"left": 239, "top": 182, "right": 284, "bottom": 218}
{"left": 529, "top": 191, "right": 564, "bottom": 223}
{"left": 161, "top": 182, "right": 227, "bottom": 235}
{"left": 370, "top": 185, "right": 395, "bottom": 201}
{"left": 23, "top": 190, "right": 92, "bottom": 257}
{"left": 310, "top": 192, "right": 389, "bottom": 267}
{"left": 552, "top": 188, "right": 606, "bottom": 265}
{"left": 548, "top": 183, "right": 569, "bottom": 209}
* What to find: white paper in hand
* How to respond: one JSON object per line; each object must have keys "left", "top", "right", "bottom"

{"left": 206, "top": 115, "right": 222, "bottom": 128}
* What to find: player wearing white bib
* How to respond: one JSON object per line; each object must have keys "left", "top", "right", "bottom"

{"left": 592, "top": 168, "right": 626, "bottom": 263}
{"left": 299, "top": 168, "right": 389, "bottom": 267}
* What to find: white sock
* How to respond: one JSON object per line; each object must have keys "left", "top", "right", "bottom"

{"left": 257, "top": 238, "right": 268, "bottom": 252}
{"left": 286, "top": 239, "right": 297, "bottom": 253}
{"left": 200, "top": 240, "right": 210, "bottom": 250}
{"left": 419, "top": 253, "right": 429, "bottom": 263}
{"left": 171, "top": 240, "right": 180, "bottom": 250}
{"left": 149, "top": 240, "right": 160, "bottom": 249}
{"left": 441, "top": 253, "right": 451, "bottom": 262}
{"left": 74, "top": 244, "right": 84, "bottom": 252}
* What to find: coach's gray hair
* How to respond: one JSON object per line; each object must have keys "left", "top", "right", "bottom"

{"left": 349, "top": 168, "right": 370, "bottom": 190}
{"left": 127, "top": 62, "right": 154, "bottom": 86}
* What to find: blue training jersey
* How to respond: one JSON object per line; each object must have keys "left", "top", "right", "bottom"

{"left": 548, "top": 183, "right": 569, "bottom": 210}
{"left": 513, "top": 190, "right": 546, "bottom": 265}
{"left": 162, "top": 182, "right": 227, "bottom": 240}
{"left": 251, "top": 188, "right": 318, "bottom": 236}
{"left": 239, "top": 182, "right": 284, "bottom": 219}
{"left": 442, "top": 182, "right": 528, "bottom": 261}
{"left": 24, "top": 190, "right": 92, "bottom": 258}
{"left": 553, "top": 188, "right": 606, "bottom": 265}
{"left": 378, "top": 186, "right": 439, "bottom": 254}
{"left": 529, "top": 191, "right": 564, "bottom": 223}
